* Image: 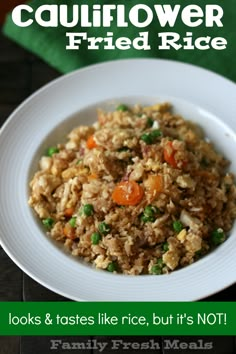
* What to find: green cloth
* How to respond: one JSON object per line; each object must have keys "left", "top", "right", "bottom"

{"left": 3, "top": 0, "right": 236, "bottom": 82}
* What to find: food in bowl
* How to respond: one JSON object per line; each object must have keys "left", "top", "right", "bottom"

{"left": 28, "top": 102, "right": 236, "bottom": 275}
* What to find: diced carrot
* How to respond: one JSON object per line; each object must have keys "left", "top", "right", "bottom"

{"left": 163, "top": 141, "right": 187, "bottom": 168}
{"left": 64, "top": 207, "right": 74, "bottom": 217}
{"left": 163, "top": 141, "right": 178, "bottom": 168}
{"left": 112, "top": 180, "right": 144, "bottom": 206}
{"left": 63, "top": 223, "right": 76, "bottom": 239}
{"left": 86, "top": 134, "right": 97, "bottom": 149}
{"left": 144, "top": 174, "right": 163, "bottom": 197}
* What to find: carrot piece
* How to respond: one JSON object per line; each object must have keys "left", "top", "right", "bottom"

{"left": 63, "top": 223, "right": 76, "bottom": 239}
{"left": 163, "top": 141, "right": 187, "bottom": 169}
{"left": 112, "top": 180, "right": 144, "bottom": 206}
{"left": 163, "top": 141, "right": 178, "bottom": 168}
{"left": 64, "top": 207, "right": 74, "bottom": 217}
{"left": 144, "top": 175, "right": 163, "bottom": 197}
{"left": 86, "top": 135, "right": 97, "bottom": 149}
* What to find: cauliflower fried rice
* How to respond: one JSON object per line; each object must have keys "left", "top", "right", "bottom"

{"left": 28, "top": 103, "right": 236, "bottom": 275}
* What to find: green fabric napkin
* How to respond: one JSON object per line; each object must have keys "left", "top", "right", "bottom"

{"left": 3, "top": 0, "right": 236, "bottom": 82}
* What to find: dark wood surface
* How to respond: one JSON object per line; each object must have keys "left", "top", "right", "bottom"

{"left": 0, "top": 30, "right": 236, "bottom": 353}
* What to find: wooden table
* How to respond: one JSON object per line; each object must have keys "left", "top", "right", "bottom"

{"left": 0, "top": 30, "right": 235, "bottom": 353}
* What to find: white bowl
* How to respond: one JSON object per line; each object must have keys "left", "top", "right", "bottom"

{"left": 0, "top": 59, "right": 236, "bottom": 301}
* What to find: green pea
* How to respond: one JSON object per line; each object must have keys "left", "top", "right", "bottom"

{"left": 144, "top": 205, "right": 159, "bottom": 217}
{"left": 150, "top": 265, "right": 162, "bottom": 275}
{"left": 107, "top": 262, "right": 117, "bottom": 272}
{"left": 140, "top": 214, "right": 147, "bottom": 222}
{"left": 116, "top": 104, "right": 129, "bottom": 112}
{"left": 162, "top": 242, "right": 169, "bottom": 252}
{"left": 156, "top": 258, "right": 164, "bottom": 267}
{"left": 173, "top": 220, "right": 183, "bottom": 233}
{"left": 98, "top": 222, "right": 111, "bottom": 235}
{"left": 211, "top": 229, "right": 225, "bottom": 246}
{"left": 141, "top": 214, "right": 155, "bottom": 223}
{"left": 76, "top": 159, "right": 82, "bottom": 165}
{"left": 69, "top": 217, "right": 77, "bottom": 228}
{"left": 42, "top": 218, "right": 54, "bottom": 229}
{"left": 83, "top": 204, "right": 94, "bottom": 216}
{"left": 146, "top": 117, "right": 154, "bottom": 128}
{"left": 140, "top": 129, "right": 162, "bottom": 145}
{"left": 91, "top": 232, "right": 101, "bottom": 245}
{"left": 144, "top": 205, "right": 155, "bottom": 217}
{"left": 140, "top": 133, "right": 153, "bottom": 145}
{"left": 149, "top": 129, "right": 162, "bottom": 139}
{"left": 141, "top": 205, "right": 159, "bottom": 223}
{"left": 47, "top": 147, "right": 59, "bottom": 157}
